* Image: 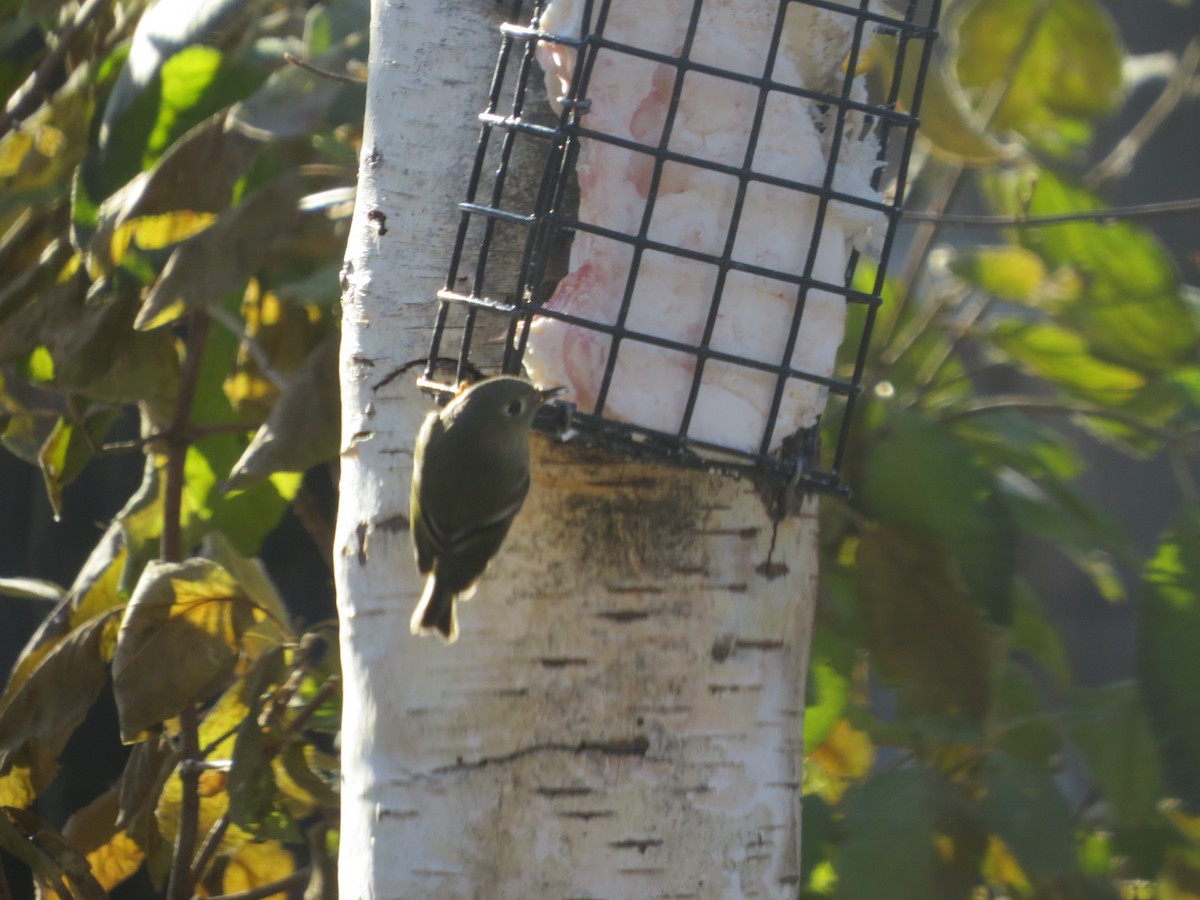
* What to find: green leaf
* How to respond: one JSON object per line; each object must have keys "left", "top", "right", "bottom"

{"left": 34, "top": 286, "right": 181, "bottom": 427}
{"left": 836, "top": 769, "right": 986, "bottom": 900}
{"left": 135, "top": 173, "right": 301, "bottom": 330}
{"left": 223, "top": 332, "right": 340, "bottom": 490}
{"left": 89, "top": 42, "right": 265, "bottom": 204}
{"left": 947, "top": 244, "right": 1048, "bottom": 303}
{"left": 804, "top": 662, "right": 849, "bottom": 752}
{"left": 111, "top": 558, "right": 257, "bottom": 741}
{"left": 860, "top": 411, "right": 1016, "bottom": 624}
{"left": 1064, "top": 682, "right": 1165, "bottom": 826}
{"left": 1009, "top": 581, "right": 1071, "bottom": 690}
{"left": 992, "top": 321, "right": 1146, "bottom": 403}
{"left": 230, "top": 42, "right": 359, "bottom": 140}
{"left": 874, "top": 38, "right": 1013, "bottom": 165}
{"left": 0, "top": 611, "right": 118, "bottom": 799}
{"left": 955, "top": 0, "right": 1124, "bottom": 158}
{"left": 855, "top": 526, "right": 992, "bottom": 719}
{"left": 37, "top": 409, "right": 117, "bottom": 519}
{"left": 202, "top": 533, "right": 292, "bottom": 630}
{"left": 1001, "top": 482, "right": 1131, "bottom": 602}
{"left": 981, "top": 752, "right": 1078, "bottom": 877}
{"left": 0, "top": 612, "right": 115, "bottom": 746}
{"left": 1140, "top": 508, "right": 1200, "bottom": 806}
{"left": 952, "top": 409, "right": 1083, "bottom": 481}
{"left": 227, "top": 720, "right": 277, "bottom": 832}
{"left": 117, "top": 734, "right": 177, "bottom": 860}
{"left": 984, "top": 169, "right": 1198, "bottom": 372}
{"left": 90, "top": 113, "right": 261, "bottom": 269}
{"left": 181, "top": 296, "right": 302, "bottom": 555}
{"left": 989, "top": 660, "right": 1061, "bottom": 765}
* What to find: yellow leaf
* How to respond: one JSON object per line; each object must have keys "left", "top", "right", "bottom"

{"left": 0, "top": 765, "right": 36, "bottom": 807}
{"left": 0, "top": 132, "right": 35, "bottom": 178}
{"left": 811, "top": 719, "right": 874, "bottom": 779}
{"left": 155, "top": 682, "right": 255, "bottom": 855}
{"left": 220, "top": 840, "right": 295, "bottom": 899}
{"left": 86, "top": 830, "right": 144, "bottom": 891}
{"left": 805, "top": 719, "right": 875, "bottom": 803}
{"left": 61, "top": 787, "right": 145, "bottom": 892}
{"left": 983, "top": 835, "right": 1031, "bottom": 892}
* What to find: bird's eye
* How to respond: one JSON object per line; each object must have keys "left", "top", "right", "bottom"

{"left": 506, "top": 399, "right": 524, "bottom": 417}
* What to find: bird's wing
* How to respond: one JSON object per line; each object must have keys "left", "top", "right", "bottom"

{"left": 410, "top": 413, "right": 443, "bottom": 574}
{"left": 421, "top": 471, "right": 529, "bottom": 555}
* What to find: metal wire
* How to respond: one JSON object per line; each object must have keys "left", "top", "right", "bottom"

{"left": 423, "top": 0, "right": 942, "bottom": 495}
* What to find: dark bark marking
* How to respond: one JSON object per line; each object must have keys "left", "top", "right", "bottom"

{"left": 609, "top": 838, "right": 663, "bottom": 854}
{"left": 539, "top": 657, "right": 590, "bottom": 669}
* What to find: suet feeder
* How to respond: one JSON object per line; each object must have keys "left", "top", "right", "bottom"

{"left": 420, "top": 0, "right": 942, "bottom": 495}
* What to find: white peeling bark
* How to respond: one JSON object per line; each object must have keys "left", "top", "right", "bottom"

{"left": 336, "top": 1, "right": 821, "bottom": 897}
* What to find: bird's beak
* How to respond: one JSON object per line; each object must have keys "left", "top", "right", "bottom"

{"left": 537, "top": 385, "right": 566, "bottom": 404}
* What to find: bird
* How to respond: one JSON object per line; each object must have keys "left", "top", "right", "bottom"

{"left": 409, "top": 376, "right": 562, "bottom": 642}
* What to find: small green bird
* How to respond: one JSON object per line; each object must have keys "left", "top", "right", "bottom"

{"left": 409, "top": 376, "right": 561, "bottom": 642}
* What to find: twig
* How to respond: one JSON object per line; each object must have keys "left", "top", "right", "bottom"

{"left": 166, "top": 704, "right": 202, "bottom": 900}
{"left": 903, "top": 196, "right": 1200, "bottom": 228}
{"left": 880, "top": 0, "right": 1051, "bottom": 360}
{"left": 1088, "top": 37, "right": 1200, "bottom": 186}
{"left": 913, "top": 293, "right": 992, "bottom": 390}
{"left": 208, "top": 304, "right": 290, "bottom": 391}
{"left": 161, "top": 312, "right": 212, "bottom": 563}
{"left": 100, "top": 422, "right": 254, "bottom": 455}
{"left": 285, "top": 674, "right": 340, "bottom": 735}
{"left": 0, "top": 0, "right": 111, "bottom": 141}
{"left": 284, "top": 51, "right": 365, "bottom": 85}
{"left": 188, "top": 813, "right": 231, "bottom": 886}
{"left": 937, "top": 394, "right": 1200, "bottom": 448}
{"left": 198, "top": 867, "right": 310, "bottom": 900}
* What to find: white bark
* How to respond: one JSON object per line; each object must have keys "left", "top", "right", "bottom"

{"left": 336, "top": 2, "right": 820, "bottom": 897}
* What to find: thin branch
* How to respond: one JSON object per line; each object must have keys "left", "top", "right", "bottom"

{"left": 0, "top": 0, "right": 111, "bottom": 141}
{"left": 100, "top": 422, "right": 254, "bottom": 455}
{"left": 285, "top": 674, "right": 340, "bottom": 735}
{"left": 902, "top": 196, "right": 1200, "bottom": 228}
{"left": 161, "top": 311, "right": 213, "bottom": 563}
{"left": 188, "top": 813, "right": 231, "bottom": 886}
{"left": 913, "top": 293, "right": 992, "bottom": 390}
{"left": 1088, "top": 37, "right": 1200, "bottom": 186}
{"left": 166, "top": 704, "right": 202, "bottom": 900}
{"left": 208, "top": 304, "right": 290, "bottom": 391}
{"left": 936, "top": 394, "right": 1200, "bottom": 447}
{"left": 284, "top": 51, "right": 366, "bottom": 85}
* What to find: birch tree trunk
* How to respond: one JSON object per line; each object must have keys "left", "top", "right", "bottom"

{"left": 336, "top": 2, "right": 821, "bottom": 896}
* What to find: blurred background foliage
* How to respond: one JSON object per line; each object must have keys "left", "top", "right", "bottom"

{"left": 0, "top": 0, "right": 1195, "bottom": 897}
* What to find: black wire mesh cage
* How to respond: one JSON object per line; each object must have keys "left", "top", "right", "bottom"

{"left": 421, "top": 0, "right": 942, "bottom": 494}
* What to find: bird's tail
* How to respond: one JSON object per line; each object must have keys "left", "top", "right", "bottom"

{"left": 410, "top": 575, "right": 458, "bottom": 643}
